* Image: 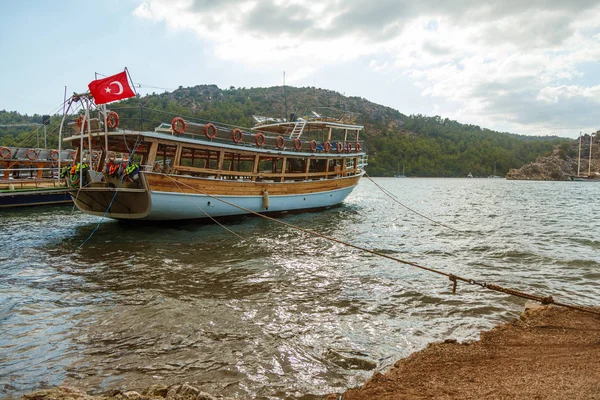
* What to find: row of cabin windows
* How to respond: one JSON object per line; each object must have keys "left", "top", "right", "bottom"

{"left": 152, "top": 145, "right": 345, "bottom": 175}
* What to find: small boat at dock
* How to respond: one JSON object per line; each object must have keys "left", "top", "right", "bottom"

{"left": 0, "top": 147, "right": 74, "bottom": 208}
{"left": 59, "top": 75, "right": 368, "bottom": 221}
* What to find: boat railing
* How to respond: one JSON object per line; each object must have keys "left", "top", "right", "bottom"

{"left": 153, "top": 119, "right": 366, "bottom": 155}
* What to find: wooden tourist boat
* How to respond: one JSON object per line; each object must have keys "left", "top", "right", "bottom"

{"left": 0, "top": 147, "right": 74, "bottom": 208}
{"left": 59, "top": 97, "right": 368, "bottom": 221}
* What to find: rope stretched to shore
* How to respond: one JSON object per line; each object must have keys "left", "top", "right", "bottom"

{"left": 159, "top": 174, "right": 600, "bottom": 317}
{"left": 364, "top": 172, "right": 462, "bottom": 233}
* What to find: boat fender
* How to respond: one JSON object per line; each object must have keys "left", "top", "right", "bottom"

{"left": 355, "top": 142, "right": 361, "bottom": 152}
{"left": 171, "top": 117, "right": 186, "bottom": 135}
{"left": 275, "top": 135, "right": 285, "bottom": 149}
{"left": 0, "top": 147, "right": 12, "bottom": 159}
{"left": 204, "top": 123, "right": 217, "bottom": 140}
{"left": 255, "top": 132, "right": 266, "bottom": 147}
{"left": 323, "top": 141, "right": 331, "bottom": 153}
{"left": 26, "top": 148, "right": 39, "bottom": 160}
{"left": 49, "top": 150, "right": 60, "bottom": 162}
{"left": 231, "top": 128, "right": 244, "bottom": 143}
{"left": 106, "top": 111, "right": 119, "bottom": 129}
{"left": 293, "top": 138, "right": 302, "bottom": 151}
{"left": 309, "top": 140, "right": 317, "bottom": 152}
{"left": 263, "top": 190, "right": 269, "bottom": 210}
{"left": 336, "top": 142, "right": 343, "bottom": 153}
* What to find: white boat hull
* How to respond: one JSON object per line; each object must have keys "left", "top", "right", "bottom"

{"left": 138, "top": 185, "right": 357, "bottom": 220}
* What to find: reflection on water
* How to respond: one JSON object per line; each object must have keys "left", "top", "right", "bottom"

{"left": 1, "top": 179, "right": 599, "bottom": 398}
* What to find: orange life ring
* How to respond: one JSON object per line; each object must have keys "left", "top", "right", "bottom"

{"left": 336, "top": 142, "right": 343, "bottom": 153}
{"left": 346, "top": 142, "right": 353, "bottom": 152}
{"left": 171, "top": 117, "right": 186, "bottom": 135}
{"left": 106, "top": 111, "right": 119, "bottom": 129}
{"left": 293, "top": 138, "right": 302, "bottom": 151}
{"left": 355, "top": 142, "right": 361, "bottom": 152}
{"left": 255, "top": 132, "right": 266, "bottom": 147}
{"left": 26, "top": 148, "right": 39, "bottom": 160}
{"left": 49, "top": 150, "right": 60, "bottom": 162}
{"left": 323, "top": 141, "right": 331, "bottom": 153}
{"left": 309, "top": 140, "right": 317, "bottom": 152}
{"left": 0, "top": 147, "right": 11, "bottom": 159}
{"left": 204, "top": 123, "right": 217, "bottom": 139}
{"left": 231, "top": 128, "right": 244, "bottom": 143}
{"left": 275, "top": 135, "right": 285, "bottom": 149}
{"left": 107, "top": 151, "right": 116, "bottom": 161}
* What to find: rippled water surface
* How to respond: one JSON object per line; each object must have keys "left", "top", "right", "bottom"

{"left": 1, "top": 178, "right": 599, "bottom": 399}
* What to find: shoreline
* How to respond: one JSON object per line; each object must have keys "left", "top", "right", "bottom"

{"left": 20, "top": 305, "right": 600, "bottom": 400}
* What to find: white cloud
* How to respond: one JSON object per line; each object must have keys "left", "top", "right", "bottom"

{"left": 133, "top": 0, "right": 600, "bottom": 136}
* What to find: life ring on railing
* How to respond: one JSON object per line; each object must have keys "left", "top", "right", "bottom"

{"left": 49, "top": 150, "right": 60, "bottom": 162}
{"left": 171, "top": 117, "right": 186, "bottom": 135}
{"left": 91, "top": 151, "right": 100, "bottom": 161}
{"left": 355, "top": 142, "right": 361, "bottom": 152}
{"left": 231, "top": 128, "right": 244, "bottom": 143}
{"left": 275, "top": 135, "right": 285, "bottom": 149}
{"left": 26, "top": 148, "right": 39, "bottom": 160}
{"left": 293, "top": 138, "right": 302, "bottom": 151}
{"left": 204, "top": 123, "right": 217, "bottom": 139}
{"left": 0, "top": 147, "right": 11, "bottom": 159}
{"left": 255, "top": 132, "right": 266, "bottom": 147}
{"left": 323, "top": 141, "right": 331, "bottom": 153}
{"left": 346, "top": 142, "right": 353, "bottom": 153}
{"left": 309, "top": 140, "right": 317, "bottom": 152}
{"left": 336, "top": 142, "right": 343, "bottom": 153}
{"left": 107, "top": 151, "right": 116, "bottom": 161}
{"left": 106, "top": 111, "right": 119, "bottom": 129}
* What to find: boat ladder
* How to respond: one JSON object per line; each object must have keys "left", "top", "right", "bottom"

{"left": 289, "top": 119, "right": 306, "bottom": 139}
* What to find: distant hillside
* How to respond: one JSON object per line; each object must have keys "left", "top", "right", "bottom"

{"left": 0, "top": 85, "right": 570, "bottom": 177}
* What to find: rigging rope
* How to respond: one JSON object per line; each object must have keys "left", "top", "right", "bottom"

{"left": 364, "top": 172, "right": 462, "bottom": 233}
{"left": 157, "top": 174, "right": 600, "bottom": 317}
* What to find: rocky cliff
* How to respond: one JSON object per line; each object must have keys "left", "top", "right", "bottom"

{"left": 506, "top": 134, "right": 599, "bottom": 180}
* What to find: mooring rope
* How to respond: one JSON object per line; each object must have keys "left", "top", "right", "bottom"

{"left": 364, "top": 172, "right": 462, "bottom": 233}
{"left": 159, "top": 174, "right": 600, "bottom": 317}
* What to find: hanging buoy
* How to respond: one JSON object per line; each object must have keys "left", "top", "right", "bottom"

{"left": 309, "top": 140, "right": 317, "bottom": 152}
{"left": 171, "top": 117, "right": 186, "bottom": 135}
{"left": 275, "top": 135, "right": 285, "bottom": 149}
{"left": 255, "top": 132, "right": 266, "bottom": 147}
{"left": 26, "top": 148, "right": 39, "bottom": 160}
{"left": 204, "top": 123, "right": 217, "bottom": 139}
{"left": 106, "top": 111, "right": 119, "bottom": 129}
{"left": 49, "top": 150, "right": 60, "bottom": 162}
{"left": 0, "top": 147, "right": 12, "bottom": 159}
{"left": 231, "top": 128, "right": 244, "bottom": 143}
{"left": 262, "top": 189, "right": 269, "bottom": 210}
{"left": 323, "top": 141, "right": 331, "bottom": 153}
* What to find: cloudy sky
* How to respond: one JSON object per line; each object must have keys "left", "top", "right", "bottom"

{"left": 2, "top": 0, "right": 599, "bottom": 138}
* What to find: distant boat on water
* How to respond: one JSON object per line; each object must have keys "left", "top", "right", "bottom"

{"left": 394, "top": 163, "right": 406, "bottom": 178}
{"left": 568, "top": 133, "right": 599, "bottom": 181}
{"left": 467, "top": 172, "right": 473, "bottom": 178}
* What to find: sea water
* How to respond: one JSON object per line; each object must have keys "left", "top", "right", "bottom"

{"left": 1, "top": 178, "right": 598, "bottom": 399}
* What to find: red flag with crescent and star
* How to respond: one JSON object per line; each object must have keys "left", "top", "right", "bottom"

{"left": 88, "top": 71, "right": 135, "bottom": 105}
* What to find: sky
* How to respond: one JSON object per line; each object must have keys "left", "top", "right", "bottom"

{"left": 1, "top": 0, "right": 599, "bottom": 138}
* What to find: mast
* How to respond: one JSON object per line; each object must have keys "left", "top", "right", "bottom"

{"left": 577, "top": 133, "right": 581, "bottom": 177}
{"left": 588, "top": 134, "right": 593, "bottom": 177}
{"left": 283, "top": 71, "right": 288, "bottom": 121}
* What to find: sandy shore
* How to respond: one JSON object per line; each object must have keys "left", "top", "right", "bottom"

{"left": 20, "top": 305, "right": 600, "bottom": 400}
{"left": 328, "top": 304, "right": 600, "bottom": 400}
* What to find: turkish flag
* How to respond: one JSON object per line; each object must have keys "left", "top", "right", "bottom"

{"left": 88, "top": 71, "right": 135, "bottom": 105}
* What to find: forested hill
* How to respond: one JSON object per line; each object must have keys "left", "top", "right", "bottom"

{"left": 0, "top": 85, "right": 569, "bottom": 177}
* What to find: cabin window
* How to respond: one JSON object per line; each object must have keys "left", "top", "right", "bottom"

{"left": 154, "top": 144, "right": 177, "bottom": 173}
